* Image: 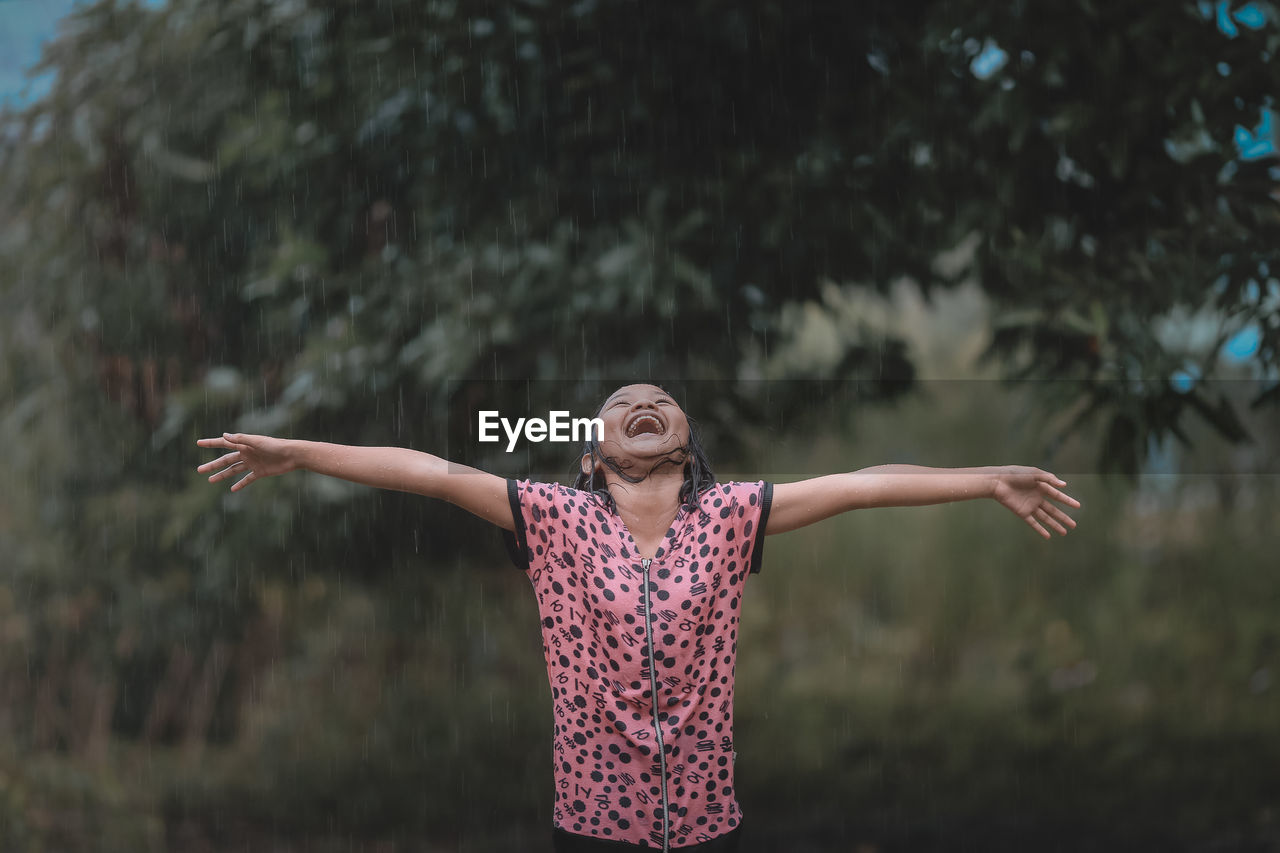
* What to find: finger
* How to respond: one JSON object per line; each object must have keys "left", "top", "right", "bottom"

{"left": 230, "top": 470, "right": 257, "bottom": 492}
{"left": 1035, "top": 506, "right": 1069, "bottom": 536}
{"left": 1047, "top": 504, "right": 1077, "bottom": 530}
{"left": 1024, "top": 514, "right": 1051, "bottom": 539}
{"left": 208, "top": 460, "right": 246, "bottom": 483}
{"left": 197, "top": 451, "right": 241, "bottom": 473}
{"left": 1038, "top": 481, "right": 1081, "bottom": 508}
{"left": 223, "top": 432, "right": 255, "bottom": 448}
{"left": 196, "top": 437, "right": 236, "bottom": 450}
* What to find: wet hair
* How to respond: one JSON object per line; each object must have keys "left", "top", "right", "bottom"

{"left": 571, "top": 388, "right": 716, "bottom": 512}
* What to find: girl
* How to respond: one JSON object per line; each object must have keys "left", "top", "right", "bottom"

{"left": 197, "top": 383, "right": 1079, "bottom": 852}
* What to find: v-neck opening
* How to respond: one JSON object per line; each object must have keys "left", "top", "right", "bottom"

{"left": 610, "top": 499, "right": 686, "bottom": 563}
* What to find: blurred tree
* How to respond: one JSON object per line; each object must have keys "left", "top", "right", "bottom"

{"left": 0, "top": 0, "right": 1277, "bottom": 758}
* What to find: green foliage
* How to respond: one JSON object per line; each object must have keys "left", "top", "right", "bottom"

{"left": 733, "top": 380, "right": 1280, "bottom": 849}
{"left": 0, "top": 751, "right": 162, "bottom": 852}
{"left": 164, "top": 572, "right": 549, "bottom": 838}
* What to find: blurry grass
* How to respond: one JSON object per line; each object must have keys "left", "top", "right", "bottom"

{"left": 162, "top": 561, "right": 554, "bottom": 847}
{"left": 0, "top": 746, "right": 165, "bottom": 852}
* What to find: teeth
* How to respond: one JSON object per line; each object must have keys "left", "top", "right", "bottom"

{"left": 626, "top": 414, "right": 662, "bottom": 437}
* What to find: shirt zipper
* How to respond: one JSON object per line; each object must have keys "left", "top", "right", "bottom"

{"left": 641, "top": 556, "right": 670, "bottom": 852}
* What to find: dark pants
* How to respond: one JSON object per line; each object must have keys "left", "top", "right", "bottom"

{"left": 552, "top": 821, "right": 743, "bottom": 852}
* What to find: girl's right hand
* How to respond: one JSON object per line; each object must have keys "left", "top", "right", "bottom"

{"left": 196, "top": 433, "right": 297, "bottom": 492}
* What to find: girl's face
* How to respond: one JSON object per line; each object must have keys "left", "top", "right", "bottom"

{"left": 584, "top": 383, "right": 691, "bottom": 474}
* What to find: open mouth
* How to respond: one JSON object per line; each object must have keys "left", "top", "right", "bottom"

{"left": 625, "top": 412, "right": 665, "bottom": 438}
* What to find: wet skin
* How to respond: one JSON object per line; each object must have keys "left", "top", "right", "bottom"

{"left": 584, "top": 384, "right": 694, "bottom": 559}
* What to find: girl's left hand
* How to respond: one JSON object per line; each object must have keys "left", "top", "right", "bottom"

{"left": 991, "top": 466, "right": 1080, "bottom": 539}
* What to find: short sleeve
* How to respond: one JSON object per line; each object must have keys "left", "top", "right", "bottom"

{"left": 501, "top": 478, "right": 576, "bottom": 572}
{"left": 501, "top": 479, "right": 529, "bottom": 571}
{"left": 696, "top": 481, "right": 773, "bottom": 575}
{"left": 744, "top": 481, "right": 773, "bottom": 574}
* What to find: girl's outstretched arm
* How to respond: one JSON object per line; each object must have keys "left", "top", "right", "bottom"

{"left": 196, "top": 433, "right": 514, "bottom": 531}
{"left": 767, "top": 465, "right": 1079, "bottom": 540}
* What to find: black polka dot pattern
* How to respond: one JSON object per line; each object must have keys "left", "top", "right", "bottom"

{"left": 503, "top": 479, "right": 772, "bottom": 849}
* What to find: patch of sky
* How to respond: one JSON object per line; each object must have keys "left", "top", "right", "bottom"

{"left": 1230, "top": 1, "right": 1269, "bottom": 29}
{"left": 1222, "top": 324, "right": 1262, "bottom": 362}
{"left": 1152, "top": 304, "right": 1223, "bottom": 354}
{"left": 1170, "top": 362, "right": 1201, "bottom": 393}
{"left": 0, "top": 0, "right": 166, "bottom": 108}
{"left": 1234, "top": 107, "right": 1277, "bottom": 160}
{"left": 970, "top": 39, "right": 1008, "bottom": 80}
{"left": 1207, "top": 0, "right": 1271, "bottom": 36}
{"left": 1216, "top": 1, "right": 1241, "bottom": 36}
